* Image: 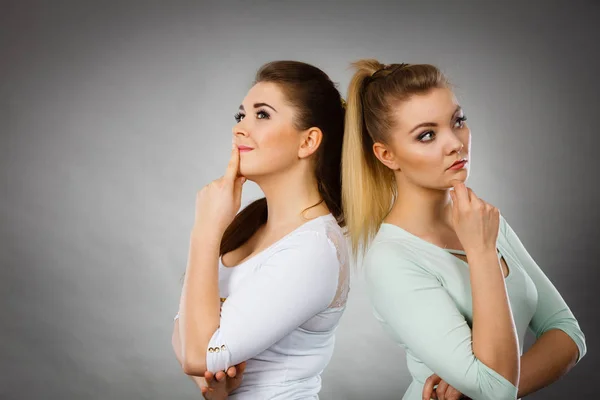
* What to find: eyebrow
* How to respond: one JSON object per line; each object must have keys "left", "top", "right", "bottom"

{"left": 238, "top": 102, "right": 278, "bottom": 112}
{"left": 408, "top": 105, "right": 462, "bottom": 133}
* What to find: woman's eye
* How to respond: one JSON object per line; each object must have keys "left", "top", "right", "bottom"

{"left": 454, "top": 115, "right": 467, "bottom": 128}
{"left": 256, "top": 110, "right": 270, "bottom": 120}
{"left": 418, "top": 131, "right": 435, "bottom": 142}
{"left": 234, "top": 112, "right": 245, "bottom": 123}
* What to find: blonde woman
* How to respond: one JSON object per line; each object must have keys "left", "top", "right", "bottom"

{"left": 341, "top": 60, "right": 586, "bottom": 400}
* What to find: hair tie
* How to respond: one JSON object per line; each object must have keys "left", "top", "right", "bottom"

{"left": 371, "top": 63, "right": 409, "bottom": 77}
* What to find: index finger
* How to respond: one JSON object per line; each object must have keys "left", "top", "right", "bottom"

{"left": 450, "top": 180, "right": 469, "bottom": 207}
{"left": 224, "top": 143, "right": 240, "bottom": 181}
{"left": 423, "top": 374, "right": 441, "bottom": 400}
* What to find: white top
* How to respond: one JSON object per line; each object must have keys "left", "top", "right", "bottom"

{"left": 176, "top": 214, "right": 350, "bottom": 399}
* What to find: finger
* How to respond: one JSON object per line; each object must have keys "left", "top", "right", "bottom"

{"left": 233, "top": 176, "right": 246, "bottom": 200}
{"left": 204, "top": 371, "right": 214, "bottom": 382}
{"left": 201, "top": 386, "right": 213, "bottom": 398}
{"left": 423, "top": 374, "right": 441, "bottom": 400}
{"left": 446, "top": 386, "right": 462, "bottom": 400}
{"left": 449, "top": 189, "right": 457, "bottom": 209}
{"left": 215, "top": 371, "right": 226, "bottom": 382}
{"left": 466, "top": 188, "right": 479, "bottom": 203}
{"left": 227, "top": 366, "right": 237, "bottom": 378}
{"left": 436, "top": 380, "right": 449, "bottom": 400}
{"left": 225, "top": 143, "right": 240, "bottom": 181}
{"left": 451, "top": 181, "right": 469, "bottom": 207}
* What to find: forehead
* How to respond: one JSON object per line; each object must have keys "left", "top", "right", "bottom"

{"left": 392, "top": 87, "right": 459, "bottom": 129}
{"left": 243, "top": 81, "right": 286, "bottom": 105}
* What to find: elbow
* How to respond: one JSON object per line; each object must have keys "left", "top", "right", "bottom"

{"left": 474, "top": 355, "right": 520, "bottom": 387}
{"left": 544, "top": 326, "right": 587, "bottom": 364}
{"left": 181, "top": 353, "right": 207, "bottom": 376}
{"left": 454, "top": 359, "right": 519, "bottom": 400}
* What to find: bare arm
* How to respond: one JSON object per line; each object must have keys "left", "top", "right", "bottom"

{"left": 423, "top": 326, "right": 579, "bottom": 399}
{"left": 451, "top": 183, "right": 520, "bottom": 385}
{"left": 468, "top": 250, "right": 520, "bottom": 385}
{"left": 177, "top": 229, "right": 222, "bottom": 376}
{"left": 176, "top": 145, "right": 246, "bottom": 377}
{"left": 516, "top": 326, "right": 579, "bottom": 397}
{"left": 172, "top": 318, "right": 209, "bottom": 388}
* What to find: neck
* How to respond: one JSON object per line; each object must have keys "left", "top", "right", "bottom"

{"left": 254, "top": 165, "right": 326, "bottom": 230}
{"left": 387, "top": 174, "right": 453, "bottom": 232}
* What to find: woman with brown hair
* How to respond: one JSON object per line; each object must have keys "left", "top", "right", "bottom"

{"left": 342, "top": 60, "right": 586, "bottom": 400}
{"left": 171, "top": 60, "right": 349, "bottom": 399}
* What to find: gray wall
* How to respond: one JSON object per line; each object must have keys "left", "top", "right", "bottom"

{"left": 1, "top": 1, "right": 598, "bottom": 399}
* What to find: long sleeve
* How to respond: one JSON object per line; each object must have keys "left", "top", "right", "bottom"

{"left": 365, "top": 241, "right": 518, "bottom": 400}
{"left": 205, "top": 231, "right": 339, "bottom": 372}
{"left": 501, "top": 218, "right": 587, "bottom": 362}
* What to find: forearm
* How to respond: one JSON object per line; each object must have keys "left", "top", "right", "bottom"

{"left": 173, "top": 321, "right": 209, "bottom": 391}
{"left": 178, "top": 226, "right": 222, "bottom": 375}
{"left": 517, "top": 329, "right": 579, "bottom": 397}
{"left": 468, "top": 250, "right": 520, "bottom": 385}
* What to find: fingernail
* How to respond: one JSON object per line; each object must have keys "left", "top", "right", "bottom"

{"left": 241, "top": 177, "right": 246, "bottom": 183}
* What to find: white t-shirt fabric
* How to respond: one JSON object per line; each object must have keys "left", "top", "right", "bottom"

{"left": 175, "top": 214, "right": 350, "bottom": 399}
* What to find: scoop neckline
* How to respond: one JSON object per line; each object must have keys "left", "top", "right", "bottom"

{"left": 380, "top": 222, "right": 465, "bottom": 254}
{"left": 379, "top": 222, "right": 512, "bottom": 280}
{"left": 220, "top": 213, "right": 336, "bottom": 269}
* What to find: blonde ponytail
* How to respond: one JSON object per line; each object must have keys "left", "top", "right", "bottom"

{"left": 342, "top": 60, "right": 396, "bottom": 259}
{"left": 342, "top": 59, "right": 448, "bottom": 261}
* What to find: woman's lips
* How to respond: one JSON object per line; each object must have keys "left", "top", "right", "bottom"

{"left": 237, "top": 146, "right": 254, "bottom": 152}
{"left": 448, "top": 159, "right": 467, "bottom": 170}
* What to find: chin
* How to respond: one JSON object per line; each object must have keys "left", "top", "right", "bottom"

{"left": 443, "top": 173, "right": 468, "bottom": 187}
{"left": 238, "top": 166, "right": 265, "bottom": 182}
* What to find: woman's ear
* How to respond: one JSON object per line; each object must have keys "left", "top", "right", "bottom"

{"left": 373, "top": 141, "right": 401, "bottom": 171}
{"left": 298, "top": 127, "right": 323, "bottom": 159}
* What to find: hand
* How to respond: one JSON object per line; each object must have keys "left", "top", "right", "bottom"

{"left": 423, "top": 374, "right": 469, "bottom": 400}
{"left": 449, "top": 181, "right": 500, "bottom": 255}
{"left": 201, "top": 362, "right": 247, "bottom": 400}
{"left": 194, "top": 144, "right": 246, "bottom": 235}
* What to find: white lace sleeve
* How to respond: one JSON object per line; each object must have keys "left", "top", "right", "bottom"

{"left": 324, "top": 223, "right": 350, "bottom": 309}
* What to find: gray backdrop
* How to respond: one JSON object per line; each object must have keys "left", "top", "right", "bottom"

{"left": 1, "top": 0, "right": 598, "bottom": 399}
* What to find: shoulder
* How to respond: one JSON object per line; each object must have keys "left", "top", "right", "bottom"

{"left": 498, "top": 213, "right": 509, "bottom": 237}
{"left": 364, "top": 230, "right": 427, "bottom": 283}
{"left": 266, "top": 216, "right": 343, "bottom": 266}
{"left": 365, "top": 224, "right": 422, "bottom": 266}
{"left": 497, "top": 213, "right": 517, "bottom": 245}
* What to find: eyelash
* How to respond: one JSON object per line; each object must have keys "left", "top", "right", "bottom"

{"left": 234, "top": 109, "right": 270, "bottom": 123}
{"left": 454, "top": 115, "right": 468, "bottom": 128}
{"left": 417, "top": 115, "right": 468, "bottom": 142}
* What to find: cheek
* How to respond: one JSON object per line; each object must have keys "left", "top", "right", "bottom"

{"left": 401, "top": 143, "right": 442, "bottom": 174}
{"left": 240, "top": 127, "right": 297, "bottom": 175}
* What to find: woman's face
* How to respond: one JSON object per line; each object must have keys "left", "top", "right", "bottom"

{"left": 378, "top": 87, "right": 471, "bottom": 189}
{"left": 232, "top": 82, "right": 304, "bottom": 179}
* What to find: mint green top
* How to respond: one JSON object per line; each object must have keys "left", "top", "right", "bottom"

{"left": 364, "top": 215, "right": 587, "bottom": 400}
